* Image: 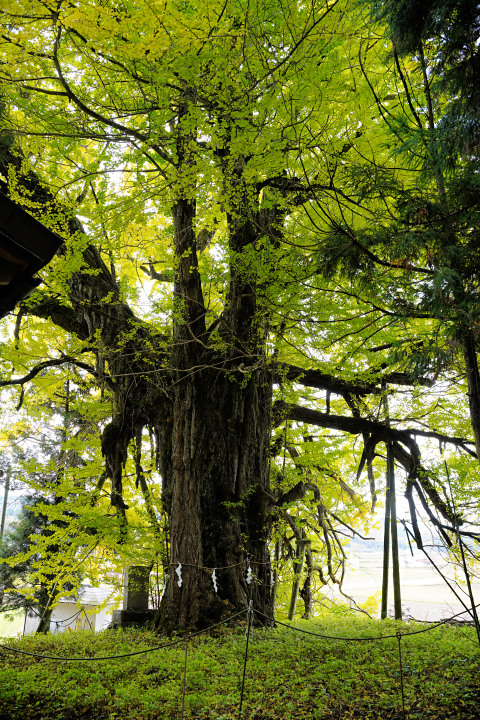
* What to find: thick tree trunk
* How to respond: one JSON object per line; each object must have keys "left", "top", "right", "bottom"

{"left": 161, "top": 365, "right": 273, "bottom": 629}
{"left": 463, "top": 331, "right": 480, "bottom": 466}
{"left": 159, "top": 188, "right": 275, "bottom": 630}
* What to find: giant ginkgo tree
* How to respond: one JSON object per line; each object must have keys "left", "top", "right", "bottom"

{"left": 1, "top": 0, "right": 479, "bottom": 631}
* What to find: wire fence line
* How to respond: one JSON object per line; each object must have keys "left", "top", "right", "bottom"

{"left": 53, "top": 610, "right": 83, "bottom": 630}
{"left": 0, "top": 602, "right": 476, "bottom": 659}
{"left": 27, "top": 604, "right": 84, "bottom": 626}
{"left": 0, "top": 610, "right": 246, "bottom": 661}
{"left": 23, "top": 603, "right": 95, "bottom": 634}
{"left": 1, "top": 602, "right": 479, "bottom": 720}
{"left": 254, "top": 604, "right": 480, "bottom": 641}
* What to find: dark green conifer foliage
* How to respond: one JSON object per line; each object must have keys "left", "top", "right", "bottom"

{"left": 0, "top": 494, "right": 52, "bottom": 612}
{"left": 313, "top": 1, "right": 480, "bottom": 464}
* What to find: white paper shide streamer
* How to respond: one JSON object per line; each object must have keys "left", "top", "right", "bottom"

{"left": 212, "top": 568, "right": 218, "bottom": 593}
{"left": 175, "top": 561, "right": 183, "bottom": 587}
{"left": 246, "top": 562, "right": 253, "bottom": 585}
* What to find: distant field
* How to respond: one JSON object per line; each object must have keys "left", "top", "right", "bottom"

{"left": 338, "top": 551, "right": 480, "bottom": 621}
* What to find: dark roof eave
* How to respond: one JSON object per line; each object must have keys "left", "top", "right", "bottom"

{"left": 0, "top": 191, "right": 64, "bottom": 319}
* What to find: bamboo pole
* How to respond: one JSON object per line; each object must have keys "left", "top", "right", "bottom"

{"left": 380, "top": 476, "right": 391, "bottom": 620}
{"left": 389, "top": 442, "right": 402, "bottom": 620}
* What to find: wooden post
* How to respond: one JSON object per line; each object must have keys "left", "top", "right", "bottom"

{"left": 389, "top": 442, "right": 402, "bottom": 620}
{"left": 288, "top": 529, "right": 307, "bottom": 621}
{"left": 381, "top": 381, "right": 391, "bottom": 619}
{"left": 381, "top": 383, "right": 402, "bottom": 620}
{"left": 380, "top": 473, "right": 391, "bottom": 620}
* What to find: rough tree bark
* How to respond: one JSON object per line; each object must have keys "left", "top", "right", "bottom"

{"left": 160, "top": 181, "right": 274, "bottom": 629}
{"left": 163, "top": 361, "right": 273, "bottom": 628}
{"left": 462, "top": 330, "right": 480, "bottom": 467}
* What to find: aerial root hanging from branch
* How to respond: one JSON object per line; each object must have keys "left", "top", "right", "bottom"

{"left": 276, "top": 399, "right": 477, "bottom": 541}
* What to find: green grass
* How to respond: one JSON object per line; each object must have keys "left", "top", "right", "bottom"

{"left": 0, "top": 612, "right": 478, "bottom": 719}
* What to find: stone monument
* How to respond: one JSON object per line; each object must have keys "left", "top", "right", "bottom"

{"left": 111, "top": 565, "right": 155, "bottom": 627}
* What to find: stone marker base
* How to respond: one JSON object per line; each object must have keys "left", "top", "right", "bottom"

{"left": 110, "top": 609, "right": 156, "bottom": 628}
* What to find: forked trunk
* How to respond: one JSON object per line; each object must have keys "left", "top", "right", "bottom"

{"left": 158, "top": 192, "right": 275, "bottom": 631}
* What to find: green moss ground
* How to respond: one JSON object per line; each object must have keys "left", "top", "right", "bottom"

{"left": 0, "top": 613, "right": 478, "bottom": 719}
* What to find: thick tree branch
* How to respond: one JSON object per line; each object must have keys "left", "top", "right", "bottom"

{"left": 276, "top": 401, "right": 475, "bottom": 537}
{"left": 276, "top": 401, "right": 476, "bottom": 461}
{"left": 273, "top": 401, "right": 421, "bottom": 455}
{"left": 405, "top": 481, "right": 423, "bottom": 548}
{"left": 405, "top": 428, "right": 477, "bottom": 458}
{"left": 277, "top": 480, "right": 320, "bottom": 507}
{"left": 379, "top": 371, "right": 433, "bottom": 387}
{"left": 391, "top": 441, "right": 456, "bottom": 524}
{"left": 275, "top": 363, "right": 434, "bottom": 396}
{"left": 0, "top": 355, "right": 112, "bottom": 390}
{"left": 273, "top": 363, "right": 379, "bottom": 395}
{"left": 140, "top": 264, "right": 174, "bottom": 282}
{"left": 23, "top": 296, "right": 89, "bottom": 339}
